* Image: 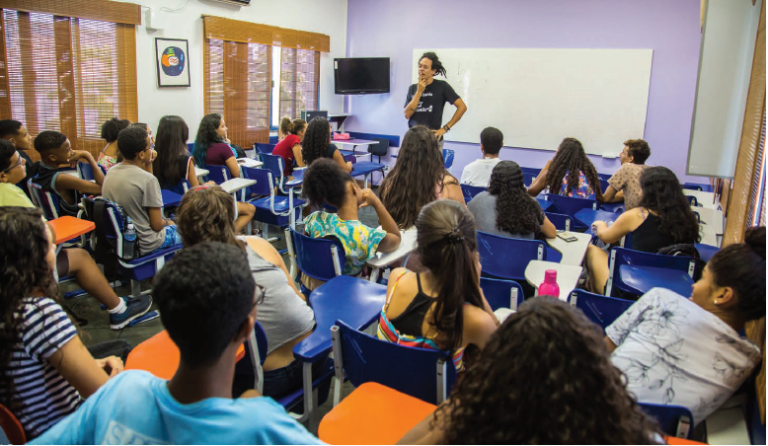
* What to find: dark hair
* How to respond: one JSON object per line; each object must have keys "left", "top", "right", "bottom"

{"left": 117, "top": 126, "right": 149, "bottom": 160}
{"left": 638, "top": 166, "right": 701, "bottom": 244}
{"left": 193, "top": 113, "right": 224, "bottom": 168}
{"left": 707, "top": 226, "right": 765, "bottom": 321}
{"left": 101, "top": 117, "right": 131, "bottom": 143}
{"left": 34, "top": 130, "right": 68, "bottom": 153}
{"left": 546, "top": 137, "right": 604, "bottom": 202}
{"left": 302, "top": 158, "right": 354, "bottom": 208}
{"left": 0, "top": 139, "right": 17, "bottom": 171}
{"left": 488, "top": 161, "right": 542, "bottom": 237}
{"left": 420, "top": 52, "right": 447, "bottom": 77}
{"left": 0, "top": 120, "right": 22, "bottom": 139}
{"left": 480, "top": 127, "right": 503, "bottom": 155}
{"left": 624, "top": 139, "right": 651, "bottom": 165}
{"left": 177, "top": 185, "right": 242, "bottom": 249}
{"left": 0, "top": 207, "right": 63, "bottom": 412}
{"left": 301, "top": 117, "right": 331, "bottom": 165}
{"left": 153, "top": 115, "right": 190, "bottom": 187}
{"left": 154, "top": 242, "right": 256, "bottom": 368}
{"left": 416, "top": 200, "right": 483, "bottom": 351}
{"left": 280, "top": 117, "right": 307, "bottom": 137}
{"left": 439, "top": 297, "right": 661, "bottom": 444}
{"left": 380, "top": 126, "right": 451, "bottom": 229}
{"left": 129, "top": 122, "right": 149, "bottom": 133}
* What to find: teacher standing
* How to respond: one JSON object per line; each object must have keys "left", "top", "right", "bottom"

{"left": 404, "top": 52, "right": 468, "bottom": 149}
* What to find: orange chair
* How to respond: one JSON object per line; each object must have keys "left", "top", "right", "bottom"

{"left": 664, "top": 437, "right": 708, "bottom": 445}
{"left": 125, "top": 330, "right": 245, "bottom": 380}
{"left": 0, "top": 403, "right": 25, "bottom": 445}
{"left": 319, "top": 382, "right": 436, "bottom": 445}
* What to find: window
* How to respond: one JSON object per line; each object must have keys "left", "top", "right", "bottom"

{"left": 202, "top": 16, "right": 328, "bottom": 147}
{"left": 0, "top": 2, "right": 140, "bottom": 158}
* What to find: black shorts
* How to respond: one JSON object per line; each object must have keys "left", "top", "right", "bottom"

{"left": 56, "top": 250, "right": 70, "bottom": 276}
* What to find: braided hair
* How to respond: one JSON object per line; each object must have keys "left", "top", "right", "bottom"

{"left": 420, "top": 52, "right": 447, "bottom": 77}
{"left": 489, "top": 161, "right": 542, "bottom": 237}
{"left": 545, "top": 137, "right": 603, "bottom": 202}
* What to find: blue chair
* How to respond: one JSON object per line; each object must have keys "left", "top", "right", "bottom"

{"left": 480, "top": 277, "right": 525, "bottom": 311}
{"left": 77, "top": 162, "right": 106, "bottom": 181}
{"left": 241, "top": 167, "right": 304, "bottom": 230}
{"left": 606, "top": 247, "right": 696, "bottom": 299}
{"left": 285, "top": 228, "right": 345, "bottom": 296}
{"left": 477, "top": 231, "right": 551, "bottom": 282}
{"left": 638, "top": 403, "right": 693, "bottom": 439}
{"left": 161, "top": 179, "right": 191, "bottom": 196}
{"left": 331, "top": 320, "right": 457, "bottom": 406}
{"left": 186, "top": 142, "right": 194, "bottom": 154}
{"left": 260, "top": 153, "right": 289, "bottom": 194}
{"left": 683, "top": 182, "right": 714, "bottom": 192}
{"left": 695, "top": 243, "right": 720, "bottom": 263}
{"left": 545, "top": 212, "right": 572, "bottom": 231}
{"left": 442, "top": 149, "right": 454, "bottom": 171}
{"left": 523, "top": 172, "right": 537, "bottom": 188}
{"left": 568, "top": 289, "right": 633, "bottom": 330}
{"left": 460, "top": 184, "right": 486, "bottom": 203}
{"left": 27, "top": 180, "right": 63, "bottom": 220}
{"left": 686, "top": 195, "right": 699, "bottom": 206}
{"left": 235, "top": 321, "right": 269, "bottom": 393}
{"left": 545, "top": 193, "right": 598, "bottom": 230}
{"left": 599, "top": 178, "right": 610, "bottom": 194}
{"left": 254, "top": 143, "right": 276, "bottom": 156}
{"left": 204, "top": 164, "right": 231, "bottom": 185}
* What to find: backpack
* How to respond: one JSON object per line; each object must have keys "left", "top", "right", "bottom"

{"left": 657, "top": 243, "right": 705, "bottom": 282}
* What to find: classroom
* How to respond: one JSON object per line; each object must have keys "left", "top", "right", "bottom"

{"left": 0, "top": 0, "right": 764, "bottom": 444}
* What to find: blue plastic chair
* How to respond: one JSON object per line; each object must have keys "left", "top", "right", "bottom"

{"left": 568, "top": 289, "right": 633, "bottom": 330}
{"left": 233, "top": 321, "right": 269, "bottom": 393}
{"left": 204, "top": 164, "right": 231, "bottom": 185}
{"left": 27, "top": 180, "right": 63, "bottom": 220}
{"left": 442, "top": 149, "right": 454, "bottom": 170}
{"left": 285, "top": 228, "right": 345, "bottom": 294}
{"left": 480, "top": 277, "right": 525, "bottom": 311}
{"left": 599, "top": 178, "right": 610, "bottom": 194}
{"left": 545, "top": 212, "right": 572, "bottom": 231}
{"left": 523, "top": 172, "right": 537, "bottom": 188}
{"left": 161, "top": 179, "right": 191, "bottom": 196}
{"left": 331, "top": 320, "right": 457, "bottom": 406}
{"left": 545, "top": 193, "right": 598, "bottom": 230}
{"left": 683, "top": 182, "right": 714, "bottom": 192}
{"left": 638, "top": 403, "right": 693, "bottom": 439}
{"left": 477, "top": 231, "right": 551, "bottom": 282}
{"left": 606, "top": 247, "right": 696, "bottom": 299}
{"left": 186, "top": 142, "right": 194, "bottom": 154}
{"left": 460, "top": 184, "right": 486, "bottom": 203}
{"left": 77, "top": 161, "right": 106, "bottom": 181}
{"left": 261, "top": 153, "right": 289, "bottom": 193}
{"left": 254, "top": 143, "right": 276, "bottom": 156}
{"left": 695, "top": 243, "right": 720, "bottom": 263}
{"left": 241, "top": 167, "right": 304, "bottom": 230}
{"left": 685, "top": 195, "right": 699, "bottom": 206}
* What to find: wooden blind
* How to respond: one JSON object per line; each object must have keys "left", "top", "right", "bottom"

{"left": 0, "top": 0, "right": 140, "bottom": 25}
{"left": 0, "top": 8, "right": 138, "bottom": 160}
{"left": 279, "top": 47, "right": 320, "bottom": 121}
{"left": 202, "top": 16, "right": 329, "bottom": 52}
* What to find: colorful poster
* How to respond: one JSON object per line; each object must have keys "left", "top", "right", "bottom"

{"left": 155, "top": 38, "right": 190, "bottom": 87}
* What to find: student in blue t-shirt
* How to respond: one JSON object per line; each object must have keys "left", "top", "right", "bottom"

{"left": 32, "top": 242, "right": 322, "bottom": 445}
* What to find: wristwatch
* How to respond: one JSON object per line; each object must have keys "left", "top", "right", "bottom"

{"left": 443, "top": 125, "right": 451, "bottom": 132}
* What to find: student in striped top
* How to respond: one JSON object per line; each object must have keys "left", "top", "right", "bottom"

{"left": 0, "top": 207, "right": 123, "bottom": 439}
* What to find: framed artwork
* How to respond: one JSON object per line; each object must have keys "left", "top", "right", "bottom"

{"left": 155, "top": 38, "right": 190, "bottom": 87}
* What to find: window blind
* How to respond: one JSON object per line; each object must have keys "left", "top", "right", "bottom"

{"left": 279, "top": 47, "right": 319, "bottom": 122}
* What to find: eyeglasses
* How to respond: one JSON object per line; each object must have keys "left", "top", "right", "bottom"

{"left": 2, "top": 153, "right": 24, "bottom": 173}
{"left": 254, "top": 284, "right": 266, "bottom": 306}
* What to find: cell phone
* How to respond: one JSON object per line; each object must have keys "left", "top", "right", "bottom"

{"left": 556, "top": 231, "right": 578, "bottom": 242}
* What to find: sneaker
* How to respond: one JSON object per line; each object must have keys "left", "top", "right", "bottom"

{"left": 109, "top": 295, "right": 153, "bottom": 330}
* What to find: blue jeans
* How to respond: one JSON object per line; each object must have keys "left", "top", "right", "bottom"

{"left": 262, "top": 355, "right": 331, "bottom": 400}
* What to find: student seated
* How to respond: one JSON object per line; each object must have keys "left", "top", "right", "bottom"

{"left": 0, "top": 119, "right": 35, "bottom": 191}
{"left": 528, "top": 137, "right": 603, "bottom": 201}
{"left": 380, "top": 126, "right": 465, "bottom": 229}
{"left": 271, "top": 117, "right": 307, "bottom": 176}
{"left": 603, "top": 138, "right": 651, "bottom": 210}
{"left": 301, "top": 117, "right": 352, "bottom": 172}
{"left": 175, "top": 185, "right": 322, "bottom": 399}
{"left": 31, "top": 242, "right": 322, "bottom": 445}
{"left": 98, "top": 117, "right": 130, "bottom": 171}
{"left": 0, "top": 143, "right": 152, "bottom": 329}
{"left": 606, "top": 226, "right": 765, "bottom": 424}
{"left": 153, "top": 115, "right": 201, "bottom": 191}
{"left": 460, "top": 126, "right": 503, "bottom": 187}
{"left": 0, "top": 207, "right": 128, "bottom": 439}
{"left": 301, "top": 158, "right": 401, "bottom": 290}
{"left": 379, "top": 200, "right": 498, "bottom": 373}
{"left": 585, "top": 166, "right": 700, "bottom": 294}
{"left": 399, "top": 297, "right": 662, "bottom": 444}
{"left": 31, "top": 131, "right": 105, "bottom": 217}
{"left": 103, "top": 126, "right": 182, "bottom": 255}
{"left": 468, "top": 160, "right": 556, "bottom": 240}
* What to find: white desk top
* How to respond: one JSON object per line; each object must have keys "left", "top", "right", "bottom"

{"left": 694, "top": 206, "right": 724, "bottom": 234}
{"left": 545, "top": 232, "right": 591, "bottom": 266}
{"left": 524, "top": 260, "right": 583, "bottom": 301}
{"left": 494, "top": 308, "right": 515, "bottom": 323}
{"left": 334, "top": 139, "right": 377, "bottom": 147}
{"left": 237, "top": 158, "right": 264, "bottom": 168}
{"left": 367, "top": 227, "right": 418, "bottom": 268}
{"left": 220, "top": 178, "right": 256, "bottom": 194}
{"left": 686, "top": 190, "right": 720, "bottom": 209}
{"left": 194, "top": 166, "right": 209, "bottom": 177}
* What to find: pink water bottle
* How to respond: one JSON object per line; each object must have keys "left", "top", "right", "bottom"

{"left": 538, "top": 269, "right": 560, "bottom": 297}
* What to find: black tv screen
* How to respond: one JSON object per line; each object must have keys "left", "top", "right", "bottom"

{"left": 334, "top": 58, "right": 390, "bottom": 94}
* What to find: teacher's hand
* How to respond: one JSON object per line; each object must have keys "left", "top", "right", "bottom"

{"left": 417, "top": 77, "right": 428, "bottom": 94}
{"left": 432, "top": 128, "right": 447, "bottom": 140}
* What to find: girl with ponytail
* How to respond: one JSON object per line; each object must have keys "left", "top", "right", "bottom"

{"left": 377, "top": 200, "right": 498, "bottom": 372}
{"left": 272, "top": 117, "right": 307, "bottom": 176}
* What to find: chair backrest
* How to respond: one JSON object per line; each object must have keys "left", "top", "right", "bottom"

{"left": 682, "top": 183, "right": 704, "bottom": 191}
{"left": 544, "top": 212, "right": 572, "bottom": 231}
{"left": 186, "top": 142, "right": 194, "bottom": 154}
{"left": 638, "top": 402, "right": 693, "bottom": 439}
{"left": 27, "top": 179, "right": 61, "bottom": 220}
{"left": 0, "top": 403, "right": 25, "bottom": 445}
{"left": 85, "top": 197, "right": 127, "bottom": 258}
{"left": 480, "top": 277, "right": 525, "bottom": 311}
{"left": 477, "top": 231, "right": 547, "bottom": 282}
{"left": 568, "top": 289, "right": 633, "bottom": 330}
{"left": 162, "top": 179, "right": 191, "bottom": 195}
{"left": 460, "top": 184, "right": 486, "bottom": 203}
{"left": 254, "top": 143, "right": 275, "bottom": 154}
{"left": 241, "top": 321, "right": 269, "bottom": 393}
{"left": 523, "top": 172, "right": 537, "bottom": 188}
{"left": 599, "top": 178, "right": 610, "bottom": 194}
{"left": 204, "top": 164, "right": 231, "bottom": 185}
{"left": 607, "top": 247, "right": 696, "bottom": 297}
{"left": 286, "top": 228, "right": 345, "bottom": 282}
{"left": 241, "top": 165, "right": 275, "bottom": 198}
{"left": 368, "top": 137, "right": 390, "bottom": 157}
{"left": 545, "top": 193, "right": 598, "bottom": 224}
{"left": 331, "top": 320, "right": 457, "bottom": 405}
{"left": 261, "top": 153, "right": 286, "bottom": 190}
{"left": 442, "top": 149, "right": 455, "bottom": 169}
{"left": 685, "top": 195, "right": 699, "bottom": 206}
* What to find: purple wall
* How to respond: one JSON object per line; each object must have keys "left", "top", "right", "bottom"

{"left": 344, "top": 0, "right": 704, "bottom": 183}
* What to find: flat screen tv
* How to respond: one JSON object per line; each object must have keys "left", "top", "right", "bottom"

{"left": 334, "top": 57, "right": 390, "bottom": 94}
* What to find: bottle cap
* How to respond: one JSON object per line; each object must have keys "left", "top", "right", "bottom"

{"left": 544, "top": 269, "right": 557, "bottom": 283}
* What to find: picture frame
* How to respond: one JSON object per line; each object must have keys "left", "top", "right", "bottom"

{"left": 155, "top": 38, "right": 190, "bottom": 88}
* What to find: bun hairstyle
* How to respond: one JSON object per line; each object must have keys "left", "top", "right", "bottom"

{"left": 101, "top": 117, "right": 131, "bottom": 143}
{"left": 420, "top": 51, "right": 447, "bottom": 77}
{"left": 280, "top": 117, "right": 307, "bottom": 136}
{"left": 707, "top": 226, "right": 765, "bottom": 321}
{"left": 301, "top": 158, "right": 354, "bottom": 208}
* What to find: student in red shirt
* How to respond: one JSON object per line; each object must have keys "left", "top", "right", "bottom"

{"left": 271, "top": 117, "right": 306, "bottom": 176}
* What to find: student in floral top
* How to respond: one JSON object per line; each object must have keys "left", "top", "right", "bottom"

{"left": 602, "top": 139, "right": 651, "bottom": 210}
{"left": 301, "top": 158, "right": 401, "bottom": 290}
{"left": 527, "top": 137, "right": 603, "bottom": 202}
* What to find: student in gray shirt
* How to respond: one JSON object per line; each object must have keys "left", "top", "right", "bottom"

{"left": 468, "top": 161, "right": 557, "bottom": 240}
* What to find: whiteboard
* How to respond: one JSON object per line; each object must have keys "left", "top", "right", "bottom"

{"left": 412, "top": 48, "right": 653, "bottom": 157}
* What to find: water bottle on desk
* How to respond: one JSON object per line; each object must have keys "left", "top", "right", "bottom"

{"left": 123, "top": 217, "right": 137, "bottom": 260}
{"left": 538, "top": 269, "right": 560, "bottom": 297}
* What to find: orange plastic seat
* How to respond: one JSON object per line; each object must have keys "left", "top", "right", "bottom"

{"left": 0, "top": 403, "right": 25, "bottom": 445}
{"left": 319, "top": 382, "right": 437, "bottom": 445}
{"left": 125, "top": 330, "right": 245, "bottom": 380}
{"left": 664, "top": 436, "right": 708, "bottom": 445}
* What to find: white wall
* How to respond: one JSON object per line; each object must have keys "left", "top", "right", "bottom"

{"left": 118, "top": 0, "right": 347, "bottom": 137}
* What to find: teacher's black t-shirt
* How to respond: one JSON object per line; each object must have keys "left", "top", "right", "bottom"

{"left": 404, "top": 79, "right": 460, "bottom": 130}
